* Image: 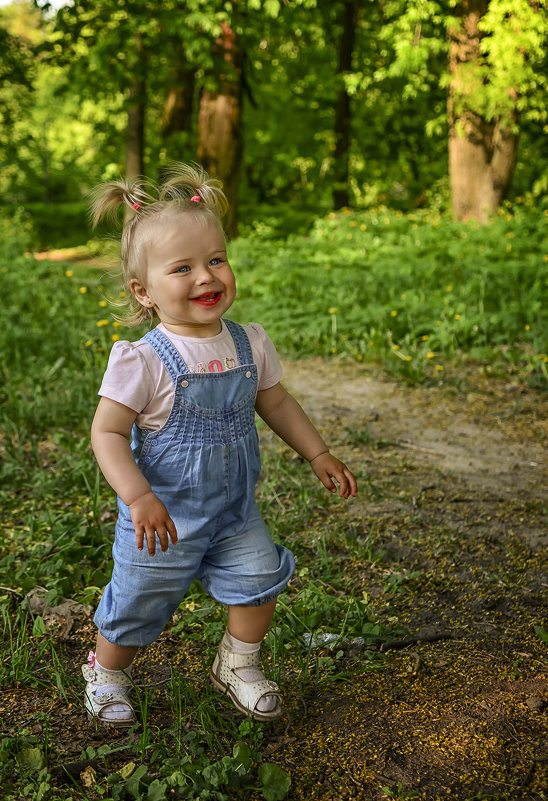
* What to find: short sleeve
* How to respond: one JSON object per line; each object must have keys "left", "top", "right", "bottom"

{"left": 98, "top": 340, "right": 157, "bottom": 413}
{"left": 245, "top": 323, "right": 283, "bottom": 391}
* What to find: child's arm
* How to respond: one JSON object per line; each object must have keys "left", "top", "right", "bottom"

{"left": 91, "top": 397, "right": 178, "bottom": 555}
{"left": 255, "top": 383, "right": 357, "bottom": 499}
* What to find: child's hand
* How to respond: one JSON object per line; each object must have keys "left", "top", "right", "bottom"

{"left": 309, "top": 452, "right": 358, "bottom": 499}
{"left": 128, "top": 492, "right": 178, "bottom": 555}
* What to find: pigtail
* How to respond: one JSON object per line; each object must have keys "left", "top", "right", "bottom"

{"left": 88, "top": 178, "right": 155, "bottom": 228}
{"left": 159, "top": 163, "right": 229, "bottom": 221}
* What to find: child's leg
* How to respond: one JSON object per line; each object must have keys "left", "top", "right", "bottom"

{"left": 95, "top": 631, "right": 138, "bottom": 670}
{"left": 211, "top": 599, "right": 282, "bottom": 720}
{"left": 227, "top": 598, "right": 277, "bottom": 641}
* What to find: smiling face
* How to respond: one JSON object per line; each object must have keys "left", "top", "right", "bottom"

{"left": 130, "top": 212, "right": 236, "bottom": 338}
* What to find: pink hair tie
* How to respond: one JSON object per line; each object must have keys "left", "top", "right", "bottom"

{"left": 132, "top": 201, "right": 142, "bottom": 210}
{"left": 190, "top": 195, "right": 201, "bottom": 203}
{"left": 87, "top": 651, "right": 96, "bottom": 667}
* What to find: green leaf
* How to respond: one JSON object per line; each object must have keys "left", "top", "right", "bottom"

{"left": 147, "top": 779, "right": 168, "bottom": 800}
{"left": 119, "top": 761, "right": 136, "bottom": 780}
{"left": 232, "top": 741, "right": 253, "bottom": 773}
{"left": 125, "top": 764, "right": 149, "bottom": 798}
{"left": 18, "top": 747, "right": 45, "bottom": 771}
{"left": 258, "top": 763, "right": 291, "bottom": 801}
{"left": 32, "top": 616, "right": 46, "bottom": 637}
{"left": 534, "top": 625, "right": 548, "bottom": 645}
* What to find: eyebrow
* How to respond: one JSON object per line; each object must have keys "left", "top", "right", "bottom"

{"left": 166, "top": 250, "right": 227, "bottom": 266}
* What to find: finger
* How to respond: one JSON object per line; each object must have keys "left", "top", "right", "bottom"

{"left": 331, "top": 467, "right": 357, "bottom": 499}
{"left": 324, "top": 468, "right": 348, "bottom": 498}
{"left": 344, "top": 468, "right": 358, "bottom": 497}
{"left": 339, "top": 472, "right": 352, "bottom": 498}
{"left": 155, "top": 525, "right": 170, "bottom": 552}
{"left": 134, "top": 525, "right": 145, "bottom": 552}
{"left": 318, "top": 471, "right": 337, "bottom": 492}
{"left": 167, "top": 518, "right": 178, "bottom": 545}
{"left": 144, "top": 525, "right": 157, "bottom": 556}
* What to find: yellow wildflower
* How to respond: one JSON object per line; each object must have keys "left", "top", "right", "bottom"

{"left": 65, "top": 270, "right": 74, "bottom": 277}
{"left": 426, "top": 352, "right": 435, "bottom": 359}
{"left": 79, "top": 286, "right": 87, "bottom": 294}
{"left": 98, "top": 300, "right": 107, "bottom": 308}
{"left": 96, "top": 319, "right": 109, "bottom": 327}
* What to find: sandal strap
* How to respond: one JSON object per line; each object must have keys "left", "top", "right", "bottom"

{"left": 231, "top": 677, "right": 281, "bottom": 711}
{"left": 82, "top": 664, "right": 132, "bottom": 686}
{"left": 86, "top": 688, "right": 132, "bottom": 708}
{"left": 222, "top": 649, "right": 261, "bottom": 670}
{"left": 213, "top": 646, "right": 281, "bottom": 713}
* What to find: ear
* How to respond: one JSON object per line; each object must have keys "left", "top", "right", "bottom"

{"left": 129, "top": 278, "right": 154, "bottom": 309}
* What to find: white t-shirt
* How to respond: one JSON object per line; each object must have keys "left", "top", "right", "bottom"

{"left": 99, "top": 321, "right": 283, "bottom": 430}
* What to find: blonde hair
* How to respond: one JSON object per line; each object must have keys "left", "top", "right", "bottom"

{"left": 90, "top": 163, "right": 229, "bottom": 326}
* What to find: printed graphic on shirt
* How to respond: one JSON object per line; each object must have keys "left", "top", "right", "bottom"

{"left": 187, "top": 356, "right": 237, "bottom": 374}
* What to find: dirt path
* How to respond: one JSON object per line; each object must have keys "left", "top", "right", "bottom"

{"left": 276, "top": 359, "right": 548, "bottom": 800}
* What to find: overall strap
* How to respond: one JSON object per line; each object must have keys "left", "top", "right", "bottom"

{"left": 143, "top": 328, "right": 190, "bottom": 384}
{"left": 224, "top": 319, "right": 254, "bottom": 366}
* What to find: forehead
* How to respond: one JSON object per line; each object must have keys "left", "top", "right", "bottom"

{"left": 147, "top": 208, "right": 225, "bottom": 251}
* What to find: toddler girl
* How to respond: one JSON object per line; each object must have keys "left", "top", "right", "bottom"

{"left": 83, "top": 163, "right": 357, "bottom": 726}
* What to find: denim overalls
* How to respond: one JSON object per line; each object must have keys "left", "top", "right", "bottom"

{"left": 95, "top": 320, "right": 295, "bottom": 647}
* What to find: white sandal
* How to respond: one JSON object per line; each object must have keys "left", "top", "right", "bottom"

{"left": 82, "top": 658, "right": 135, "bottom": 727}
{"left": 209, "top": 643, "right": 283, "bottom": 721}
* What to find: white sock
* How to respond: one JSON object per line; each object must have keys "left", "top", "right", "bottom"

{"left": 222, "top": 631, "right": 278, "bottom": 713}
{"left": 92, "top": 659, "right": 133, "bottom": 721}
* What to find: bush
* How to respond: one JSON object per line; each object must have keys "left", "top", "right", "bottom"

{"left": 1, "top": 202, "right": 92, "bottom": 250}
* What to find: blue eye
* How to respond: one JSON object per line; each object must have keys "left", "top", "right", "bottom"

{"left": 210, "top": 257, "right": 222, "bottom": 266}
{"left": 176, "top": 265, "right": 190, "bottom": 273}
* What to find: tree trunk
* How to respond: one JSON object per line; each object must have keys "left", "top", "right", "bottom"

{"left": 162, "top": 63, "right": 195, "bottom": 140}
{"left": 197, "top": 19, "right": 243, "bottom": 239}
{"left": 448, "top": 1, "right": 517, "bottom": 222}
{"left": 333, "top": 0, "right": 360, "bottom": 210}
{"left": 125, "top": 35, "right": 146, "bottom": 180}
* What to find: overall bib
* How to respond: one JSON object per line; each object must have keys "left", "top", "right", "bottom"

{"left": 94, "top": 320, "right": 295, "bottom": 647}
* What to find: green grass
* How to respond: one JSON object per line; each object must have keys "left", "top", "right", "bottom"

{"left": 229, "top": 201, "right": 547, "bottom": 387}
{"left": 0, "top": 202, "right": 546, "bottom": 800}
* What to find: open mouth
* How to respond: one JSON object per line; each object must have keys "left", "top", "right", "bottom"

{"left": 191, "top": 292, "right": 221, "bottom": 307}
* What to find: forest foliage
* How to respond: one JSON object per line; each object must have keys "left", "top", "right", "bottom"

{"left": 0, "top": 0, "right": 546, "bottom": 241}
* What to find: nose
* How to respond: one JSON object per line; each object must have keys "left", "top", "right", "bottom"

{"left": 194, "top": 263, "right": 214, "bottom": 284}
